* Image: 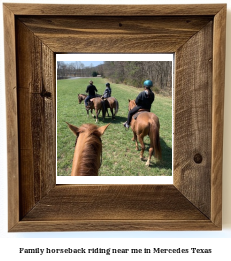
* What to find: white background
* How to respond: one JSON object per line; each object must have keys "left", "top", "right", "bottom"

{"left": 1, "top": 0, "right": 231, "bottom": 260}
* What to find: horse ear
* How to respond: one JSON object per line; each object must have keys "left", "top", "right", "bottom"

{"left": 98, "top": 123, "right": 110, "bottom": 136}
{"left": 66, "top": 122, "right": 79, "bottom": 136}
{"left": 128, "top": 99, "right": 130, "bottom": 102}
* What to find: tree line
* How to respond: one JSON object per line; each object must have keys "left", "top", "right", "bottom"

{"left": 57, "top": 61, "right": 172, "bottom": 96}
{"left": 99, "top": 61, "right": 172, "bottom": 95}
{"left": 57, "top": 61, "right": 97, "bottom": 79}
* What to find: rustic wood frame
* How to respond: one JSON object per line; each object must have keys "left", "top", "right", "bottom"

{"left": 4, "top": 4, "right": 226, "bottom": 232}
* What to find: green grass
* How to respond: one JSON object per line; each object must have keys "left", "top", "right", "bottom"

{"left": 57, "top": 77, "right": 172, "bottom": 176}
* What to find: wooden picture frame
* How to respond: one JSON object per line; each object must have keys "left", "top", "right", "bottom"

{"left": 4, "top": 3, "right": 226, "bottom": 232}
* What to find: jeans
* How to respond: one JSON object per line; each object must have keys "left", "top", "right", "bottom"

{"left": 85, "top": 95, "right": 94, "bottom": 106}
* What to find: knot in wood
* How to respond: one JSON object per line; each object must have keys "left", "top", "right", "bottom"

{"left": 194, "top": 153, "right": 202, "bottom": 164}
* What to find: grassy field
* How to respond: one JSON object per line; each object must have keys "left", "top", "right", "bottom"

{"left": 57, "top": 77, "right": 172, "bottom": 176}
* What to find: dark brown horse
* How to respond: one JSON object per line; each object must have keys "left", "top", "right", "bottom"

{"left": 128, "top": 99, "right": 161, "bottom": 166}
{"left": 102, "top": 97, "right": 119, "bottom": 119}
{"left": 78, "top": 94, "right": 87, "bottom": 104}
{"left": 67, "top": 122, "right": 110, "bottom": 176}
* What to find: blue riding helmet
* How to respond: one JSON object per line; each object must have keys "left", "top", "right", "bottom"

{"left": 143, "top": 80, "right": 153, "bottom": 88}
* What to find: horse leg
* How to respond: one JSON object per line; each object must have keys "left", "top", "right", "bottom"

{"left": 95, "top": 109, "right": 98, "bottom": 122}
{"left": 132, "top": 132, "right": 139, "bottom": 151}
{"left": 137, "top": 135, "right": 145, "bottom": 161}
{"left": 86, "top": 108, "right": 89, "bottom": 117}
{"left": 95, "top": 109, "right": 100, "bottom": 123}
{"left": 91, "top": 109, "right": 95, "bottom": 118}
{"left": 110, "top": 108, "right": 114, "bottom": 119}
{"left": 146, "top": 147, "right": 154, "bottom": 166}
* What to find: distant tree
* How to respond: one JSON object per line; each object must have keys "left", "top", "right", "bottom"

{"left": 92, "top": 71, "right": 98, "bottom": 77}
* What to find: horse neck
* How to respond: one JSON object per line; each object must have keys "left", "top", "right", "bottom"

{"left": 71, "top": 130, "right": 102, "bottom": 176}
{"left": 129, "top": 100, "right": 136, "bottom": 110}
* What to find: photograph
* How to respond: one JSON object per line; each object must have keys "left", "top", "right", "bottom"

{"left": 56, "top": 55, "right": 173, "bottom": 182}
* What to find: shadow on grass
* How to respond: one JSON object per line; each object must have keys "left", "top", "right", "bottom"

{"left": 101, "top": 115, "right": 127, "bottom": 124}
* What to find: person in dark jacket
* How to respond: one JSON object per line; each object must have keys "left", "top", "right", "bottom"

{"left": 85, "top": 80, "right": 98, "bottom": 107}
{"left": 123, "top": 80, "right": 155, "bottom": 129}
{"left": 102, "top": 83, "right": 111, "bottom": 99}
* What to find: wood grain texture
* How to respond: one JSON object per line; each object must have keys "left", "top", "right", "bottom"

{"left": 3, "top": 4, "right": 19, "bottom": 231}
{"left": 3, "top": 3, "right": 226, "bottom": 16}
{"left": 11, "top": 220, "right": 218, "bottom": 232}
{"left": 211, "top": 5, "right": 226, "bottom": 228}
{"left": 174, "top": 22, "right": 213, "bottom": 218}
{"left": 22, "top": 185, "right": 207, "bottom": 221}
{"left": 13, "top": 185, "right": 217, "bottom": 232}
{"left": 18, "top": 16, "right": 213, "bottom": 53}
{"left": 4, "top": 3, "right": 226, "bottom": 231}
{"left": 16, "top": 19, "right": 56, "bottom": 219}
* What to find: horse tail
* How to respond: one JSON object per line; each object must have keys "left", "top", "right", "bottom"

{"left": 115, "top": 99, "right": 119, "bottom": 115}
{"left": 149, "top": 118, "right": 162, "bottom": 160}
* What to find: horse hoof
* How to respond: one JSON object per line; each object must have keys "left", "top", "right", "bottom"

{"left": 145, "top": 161, "right": 150, "bottom": 166}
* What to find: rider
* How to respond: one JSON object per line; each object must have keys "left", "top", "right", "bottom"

{"left": 123, "top": 80, "right": 155, "bottom": 129}
{"left": 102, "top": 82, "right": 111, "bottom": 99}
{"left": 85, "top": 80, "right": 98, "bottom": 107}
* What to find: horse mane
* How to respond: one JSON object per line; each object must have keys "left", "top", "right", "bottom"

{"left": 76, "top": 124, "right": 102, "bottom": 176}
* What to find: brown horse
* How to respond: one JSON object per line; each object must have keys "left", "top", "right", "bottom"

{"left": 67, "top": 122, "right": 110, "bottom": 176}
{"left": 78, "top": 94, "right": 87, "bottom": 104}
{"left": 78, "top": 93, "right": 101, "bottom": 104}
{"left": 86, "top": 97, "right": 105, "bottom": 122}
{"left": 128, "top": 99, "right": 162, "bottom": 166}
{"left": 102, "top": 97, "right": 119, "bottom": 119}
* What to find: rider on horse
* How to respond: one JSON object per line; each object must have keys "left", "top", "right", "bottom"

{"left": 101, "top": 82, "right": 111, "bottom": 99}
{"left": 85, "top": 80, "right": 98, "bottom": 107}
{"left": 123, "top": 80, "right": 155, "bottom": 129}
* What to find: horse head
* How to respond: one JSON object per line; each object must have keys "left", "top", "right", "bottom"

{"left": 128, "top": 99, "right": 136, "bottom": 111}
{"left": 66, "top": 122, "right": 110, "bottom": 176}
{"left": 78, "top": 94, "right": 86, "bottom": 104}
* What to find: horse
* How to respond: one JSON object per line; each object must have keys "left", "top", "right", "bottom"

{"left": 78, "top": 94, "right": 87, "bottom": 104}
{"left": 86, "top": 97, "right": 104, "bottom": 122}
{"left": 102, "top": 97, "right": 119, "bottom": 119}
{"left": 66, "top": 122, "right": 110, "bottom": 176}
{"left": 128, "top": 99, "right": 162, "bottom": 166}
{"left": 78, "top": 93, "right": 101, "bottom": 104}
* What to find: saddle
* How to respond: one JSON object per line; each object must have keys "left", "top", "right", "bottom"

{"left": 133, "top": 109, "right": 150, "bottom": 120}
